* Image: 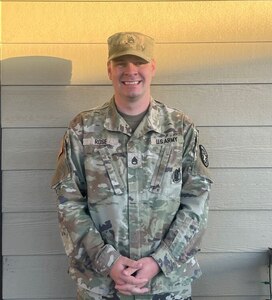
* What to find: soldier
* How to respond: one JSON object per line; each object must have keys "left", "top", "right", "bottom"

{"left": 52, "top": 32, "right": 212, "bottom": 300}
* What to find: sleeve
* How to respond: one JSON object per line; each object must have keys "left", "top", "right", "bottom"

{"left": 51, "top": 121, "right": 120, "bottom": 277}
{"left": 151, "top": 123, "right": 212, "bottom": 276}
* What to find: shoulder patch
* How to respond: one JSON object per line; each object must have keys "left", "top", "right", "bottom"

{"left": 199, "top": 145, "right": 209, "bottom": 168}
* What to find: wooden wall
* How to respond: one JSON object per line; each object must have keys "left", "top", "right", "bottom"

{"left": 1, "top": 1, "right": 272, "bottom": 299}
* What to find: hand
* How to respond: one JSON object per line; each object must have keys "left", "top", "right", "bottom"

{"left": 109, "top": 256, "right": 148, "bottom": 294}
{"left": 115, "top": 257, "right": 160, "bottom": 295}
{"left": 123, "top": 257, "right": 160, "bottom": 282}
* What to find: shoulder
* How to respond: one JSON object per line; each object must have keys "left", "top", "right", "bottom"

{"left": 153, "top": 99, "right": 195, "bottom": 131}
{"left": 66, "top": 101, "right": 110, "bottom": 139}
{"left": 69, "top": 101, "right": 110, "bottom": 127}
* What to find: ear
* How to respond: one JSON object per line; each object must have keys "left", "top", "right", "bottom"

{"left": 151, "top": 59, "right": 156, "bottom": 77}
{"left": 107, "top": 61, "right": 112, "bottom": 80}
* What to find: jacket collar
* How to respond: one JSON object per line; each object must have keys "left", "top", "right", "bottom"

{"left": 104, "top": 97, "right": 163, "bottom": 137}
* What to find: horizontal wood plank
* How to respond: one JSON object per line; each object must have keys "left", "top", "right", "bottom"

{"left": 3, "top": 255, "right": 75, "bottom": 299}
{"left": 3, "top": 253, "right": 269, "bottom": 298}
{"left": 2, "top": 84, "right": 272, "bottom": 128}
{"left": 2, "top": 168, "right": 272, "bottom": 213}
{"left": 2, "top": 2, "right": 272, "bottom": 43}
{"left": 2, "top": 211, "right": 272, "bottom": 255}
{"left": 2, "top": 127, "right": 272, "bottom": 170}
{"left": 210, "top": 168, "right": 272, "bottom": 211}
{"left": 2, "top": 170, "right": 57, "bottom": 212}
{"left": 2, "top": 43, "right": 272, "bottom": 85}
{"left": 193, "top": 252, "right": 269, "bottom": 297}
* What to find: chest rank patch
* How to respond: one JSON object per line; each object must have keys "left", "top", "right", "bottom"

{"left": 128, "top": 153, "right": 142, "bottom": 168}
{"left": 199, "top": 145, "right": 209, "bottom": 168}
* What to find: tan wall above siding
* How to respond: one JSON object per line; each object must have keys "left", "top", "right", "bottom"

{"left": 3, "top": 2, "right": 272, "bottom": 43}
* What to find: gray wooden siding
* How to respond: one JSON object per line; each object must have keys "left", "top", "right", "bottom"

{"left": 1, "top": 1, "right": 272, "bottom": 300}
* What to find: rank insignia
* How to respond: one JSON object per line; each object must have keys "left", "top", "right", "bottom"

{"left": 128, "top": 153, "right": 142, "bottom": 168}
{"left": 199, "top": 145, "right": 209, "bottom": 168}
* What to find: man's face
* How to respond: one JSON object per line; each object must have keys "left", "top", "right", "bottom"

{"left": 107, "top": 55, "right": 156, "bottom": 102}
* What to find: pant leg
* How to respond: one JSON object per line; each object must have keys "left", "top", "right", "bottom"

{"left": 77, "top": 288, "right": 121, "bottom": 300}
{"left": 77, "top": 289, "right": 191, "bottom": 300}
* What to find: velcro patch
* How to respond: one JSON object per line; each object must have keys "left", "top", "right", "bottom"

{"left": 83, "top": 137, "right": 118, "bottom": 146}
{"left": 199, "top": 145, "right": 209, "bottom": 168}
{"left": 151, "top": 135, "right": 183, "bottom": 145}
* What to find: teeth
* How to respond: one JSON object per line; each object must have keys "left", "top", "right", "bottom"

{"left": 124, "top": 81, "right": 139, "bottom": 85}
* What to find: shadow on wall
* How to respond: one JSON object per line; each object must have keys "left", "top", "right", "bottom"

{"left": 2, "top": 56, "right": 72, "bottom": 85}
{"left": 1, "top": 56, "right": 73, "bottom": 177}
{"left": 1, "top": 56, "right": 74, "bottom": 127}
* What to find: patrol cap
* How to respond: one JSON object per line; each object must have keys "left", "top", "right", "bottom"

{"left": 107, "top": 32, "right": 154, "bottom": 63}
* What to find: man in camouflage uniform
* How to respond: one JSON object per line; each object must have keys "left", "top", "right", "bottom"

{"left": 52, "top": 32, "right": 212, "bottom": 300}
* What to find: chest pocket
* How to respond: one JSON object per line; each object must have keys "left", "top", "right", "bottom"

{"left": 149, "top": 143, "right": 183, "bottom": 195}
{"left": 84, "top": 145, "right": 125, "bottom": 203}
{"left": 98, "top": 147, "right": 124, "bottom": 195}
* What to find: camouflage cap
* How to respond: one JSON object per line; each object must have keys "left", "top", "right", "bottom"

{"left": 107, "top": 32, "right": 154, "bottom": 62}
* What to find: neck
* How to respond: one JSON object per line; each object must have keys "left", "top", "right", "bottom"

{"left": 114, "top": 94, "right": 151, "bottom": 116}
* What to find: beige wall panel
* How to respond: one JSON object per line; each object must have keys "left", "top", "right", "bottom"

{"left": 3, "top": 253, "right": 269, "bottom": 298}
{"left": 200, "top": 126, "right": 272, "bottom": 168}
{"left": 2, "top": 128, "right": 65, "bottom": 170}
{"left": 193, "top": 252, "right": 268, "bottom": 297}
{"left": 211, "top": 168, "right": 272, "bottom": 211}
{"left": 2, "top": 43, "right": 272, "bottom": 85}
{"left": 3, "top": 168, "right": 272, "bottom": 213}
{"left": 2, "top": 212, "right": 63, "bottom": 255}
{"left": 2, "top": 84, "right": 272, "bottom": 128}
{"left": 3, "top": 211, "right": 272, "bottom": 254}
{"left": 2, "top": 170, "right": 57, "bottom": 212}
{"left": 2, "top": 127, "right": 272, "bottom": 170}
{"left": 3, "top": 2, "right": 272, "bottom": 43}
{"left": 3, "top": 255, "right": 75, "bottom": 299}
{"left": 203, "top": 210, "right": 272, "bottom": 252}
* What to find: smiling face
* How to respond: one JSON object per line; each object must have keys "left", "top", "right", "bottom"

{"left": 107, "top": 55, "right": 156, "bottom": 105}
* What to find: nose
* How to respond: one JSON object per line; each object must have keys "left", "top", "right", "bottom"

{"left": 124, "top": 62, "right": 138, "bottom": 75}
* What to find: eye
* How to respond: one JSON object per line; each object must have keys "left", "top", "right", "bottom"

{"left": 112, "top": 60, "right": 126, "bottom": 67}
{"left": 116, "top": 62, "right": 126, "bottom": 67}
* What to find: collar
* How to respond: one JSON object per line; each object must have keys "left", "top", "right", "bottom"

{"left": 104, "top": 97, "right": 163, "bottom": 137}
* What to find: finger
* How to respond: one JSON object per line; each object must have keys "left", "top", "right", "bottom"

{"left": 122, "top": 257, "right": 143, "bottom": 269}
{"left": 120, "top": 274, "right": 148, "bottom": 285}
{"left": 115, "top": 284, "right": 149, "bottom": 295}
{"left": 122, "top": 267, "right": 138, "bottom": 276}
{"left": 114, "top": 279, "right": 126, "bottom": 285}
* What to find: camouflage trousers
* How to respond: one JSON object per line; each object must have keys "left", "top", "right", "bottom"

{"left": 76, "top": 289, "right": 192, "bottom": 300}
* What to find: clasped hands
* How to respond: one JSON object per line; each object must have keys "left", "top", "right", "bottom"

{"left": 109, "top": 256, "right": 160, "bottom": 295}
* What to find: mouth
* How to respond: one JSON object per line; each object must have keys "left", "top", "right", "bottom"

{"left": 122, "top": 80, "right": 141, "bottom": 86}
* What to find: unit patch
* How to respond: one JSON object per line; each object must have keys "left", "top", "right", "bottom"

{"left": 199, "top": 145, "right": 209, "bottom": 168}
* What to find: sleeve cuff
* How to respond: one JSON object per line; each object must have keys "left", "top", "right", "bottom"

{"left": 151, "top": 242, "right": 179, "bottom": 277}
{"left": 92, "top": 244, "right": 121, "bottom": 276}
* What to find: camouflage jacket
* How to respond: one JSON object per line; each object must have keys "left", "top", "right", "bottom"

{"left": 52, "top": 98, "right": 212, "bottom": 297}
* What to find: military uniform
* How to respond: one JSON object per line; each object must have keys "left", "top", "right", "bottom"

{"left": 52, "top": 98, "right": 212, "bottom": 300}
